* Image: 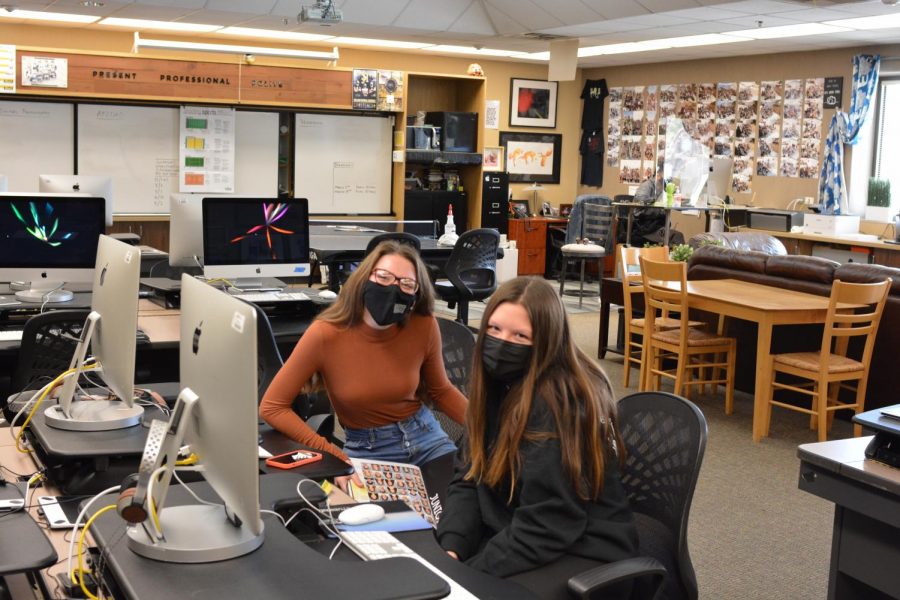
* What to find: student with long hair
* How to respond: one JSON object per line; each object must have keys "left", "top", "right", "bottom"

{"left": 260, "top": 242, "right": 466, "bottom": 485}
{"left": 436, "top": 277, "right": 637, "bottom": 600}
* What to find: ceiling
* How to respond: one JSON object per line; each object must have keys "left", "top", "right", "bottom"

{"left": 2, "top": 0, "right": 900, "bottom": 67}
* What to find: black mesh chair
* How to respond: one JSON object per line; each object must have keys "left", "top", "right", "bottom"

{"left": 569, "top": 392, "right": 707, "bottom": 600}
{"left": 364, "top": 231, "right": 422, "bottom": 256}
{"left": 241, "top": 300, "right": 334, "bottom": 438}
{"left": 434, "top": 228, "right": 500, "bottom": 325}
{"left": 430, "top": 318, "right": 475, "bottom": 443}
{"left": 3, "top": 309, "right": 91, "bottom": 421}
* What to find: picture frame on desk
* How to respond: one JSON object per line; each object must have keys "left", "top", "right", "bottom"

{"left": 500, "top": 131, "right": 562, "bottom": 184}
{"left": 509, "top": 78, "right": 558, "bottom": 128}
{"left": 509, "top": 199, "right": 530, "bottom": 219}
{"left": 560, "top": 203, "right": 573, "bottom": 218}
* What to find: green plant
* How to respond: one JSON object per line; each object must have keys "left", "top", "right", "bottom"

{"left": 867, "top": 178, "right": 891, "bottom": 208}
{"left": 669, "top": 244, "right": 694, "bottom": 262}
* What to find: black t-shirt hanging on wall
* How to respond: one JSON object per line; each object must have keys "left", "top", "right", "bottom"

{"left": 580, "top": 78, "right": 609, "bottom": 186}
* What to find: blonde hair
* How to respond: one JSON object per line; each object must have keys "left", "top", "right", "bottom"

{"left": 466, "top": 276, "right": 621, "bottom": 501}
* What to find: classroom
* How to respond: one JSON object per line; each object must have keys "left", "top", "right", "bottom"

{"left": 1, "top": 1, "right": 899, "bottom": 599}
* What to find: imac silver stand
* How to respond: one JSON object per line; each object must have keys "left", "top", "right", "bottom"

{"left": 44, "top": 312, "right": 143, "bottom": 431}
{"left": 14, "top": 280, "right": 74, "bottom": 303}
{"left": 126, "top": 390, "right": 264, "bottom": 563}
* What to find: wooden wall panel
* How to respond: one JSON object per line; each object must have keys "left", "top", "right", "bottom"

{"left": 238, "top": 64, "right": 351, "bottom": 107}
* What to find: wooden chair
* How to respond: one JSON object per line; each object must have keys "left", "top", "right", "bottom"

{"left": 763, "top": 278, "right": 890, "bottom": 442}
{"left": 619, "top": 245, "right": 707, "bottom": 389}
{"left": 639, "top": 258, "right": 736, "bottom": 413}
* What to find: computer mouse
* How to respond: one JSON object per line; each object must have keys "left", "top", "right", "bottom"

{"left": 338, "top": 503, "right": 385, "bottom": 526}
{"left": 319, "top": 289, "right": 338, "bottom": 299}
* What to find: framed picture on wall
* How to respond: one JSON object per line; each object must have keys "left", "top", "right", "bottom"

{"left": 499, "top": 131, "right": 562, "bottom": 184}
{"left": 509, "top": 78, "right": 558, "bottom": 128}
{"left": 482, "top": 146, "right": 504, "bottom": 172}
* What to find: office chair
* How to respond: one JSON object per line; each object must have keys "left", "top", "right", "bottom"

{"left": 430, "top": 317, "right": 475, "bottom": 443}
{"left": 569, "top": 392, "right": 707, "bottom": 600}
{"left": 240, "top": 300, "right": 334, "bottom": 439}
{"left": 560, "top": 197, "right": 614, "bottom": 307}
{"left": 3, "top": 309, "right": 91, "bottom": 422}
{"left": 434, "top": 228, "right": 500, "bottom": 325}
{"left": 364, "top": 231, "right": 422, "bottom": 256}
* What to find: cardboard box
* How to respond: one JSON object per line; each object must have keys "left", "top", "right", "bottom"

{"left": 803, "top": 214, "right": 860, "bottom": 236}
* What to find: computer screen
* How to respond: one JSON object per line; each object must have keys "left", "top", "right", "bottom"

{"left": 125, "top": 275, "right": 262, "bottom": 563}
{"left": 0, "top": 194, "right": 105, "bottom": 302}
{"left": 202, "top": 197, "right": 311, "bottom": 282}
{"left": 46, "top": 235, "right": 144, "bottom": 431}
{"left": 38, "top": 174, "right": 113, "bottom": 226}
{"left": 706, "top": 157, "right": 734, "bottom": 203}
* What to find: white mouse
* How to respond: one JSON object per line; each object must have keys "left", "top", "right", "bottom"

{"left": 338, "top": 503, "right": 385, "bottom": 526}
{"left": 319, "top": 289, "right": 338, "bottom": 299}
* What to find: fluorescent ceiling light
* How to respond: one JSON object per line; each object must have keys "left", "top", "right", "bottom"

{"left": 217, "top": 26, "right": 334, "bottom": 42}
{"left": 0, "top": 9, "right": 99, "bottom": 24}
{"left": 825, "top": 14, "right": 900, "bottom": 31}
{"left": 423, "top": 45, "right": 531, "bottom": 58}
{"left": 330, "top": 37, "right": 431, "bottom": 49}
{"left": 133, "top": 33, "right": 339, "bottom": 61}
{"left": 725, "top": 23, "right": 850, "bottom": 39}
{"left": 100, "top": 17, "right": 222, "bottom": 33}
{"left": 579, "top": 40, "right": 673, "bottom": 57}
{"left": 519, "top": 51, "right": 550, "bottom": 61}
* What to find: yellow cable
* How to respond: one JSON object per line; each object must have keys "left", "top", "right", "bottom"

{"left": 147, "top": 468, "right": 165, "bottom": 535}
{"left": 15, "top": 364, "right": 99, "bottom": 452}
{"left": 75, "top": 503, "right": 117, "bottom": 600}
{"left": 175, "top": 453, "right": 198, "bottom": 466}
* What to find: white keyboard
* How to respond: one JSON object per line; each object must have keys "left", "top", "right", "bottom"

{"left": 339, "top": 530, "right": 478, "bottom": 599}
{"left": 0, "top": 330, "right": 23, "bottom": 342}
{"left": 235, "top": 291, "right": 310, "bottom": 303}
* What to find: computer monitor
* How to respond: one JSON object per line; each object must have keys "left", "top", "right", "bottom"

{"left": 202, "top": 197, "right": 311, "bottom": 287}
{"left": 38, "top": 174, "right": 114, "bottom": 226}
{"left": 168, "top": 193, "right": 228, "bottom": 268}
{"left": 126, "top": 275, "right": 262, "bottom": 563}
{"left": 0, "top": 175, "right": 7, "bottom": 192}
{"left": 0, "top": 194, "right": 106, "bottom": 303}
{"left": 45, "top": 235, "right": 143, "bottom": 431}
{"left": 705, "top": 157, "right": 734, "bottom": 204}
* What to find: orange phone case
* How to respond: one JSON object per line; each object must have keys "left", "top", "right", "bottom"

{"left": 265, "top": 449, "right": 323, "bottom": 470}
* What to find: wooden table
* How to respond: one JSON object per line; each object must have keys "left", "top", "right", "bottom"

{"left": 658, "top": 279, "right": 853, "bottom": 442}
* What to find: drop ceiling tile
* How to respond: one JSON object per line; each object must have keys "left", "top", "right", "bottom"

{"left": 768, "top": 7, "right": 860, "bottom": 22}
{"left": 636, "top": 0, "right": 701, "bottom": 13}
{"left": 392, "top": 0, "right": 469, "bottom": 31}
{"left": 335, "top": 0, "right": 409, "bottom": 26}
{"left": 129, "top": 0, "right": 206, "bottom": 8}
{"left": 204, "top": 0, "right": 277, "bottom": 12}
{"left": 605, "top": 13, "right": 700, "bottom": 28}
{"left": 665, "top": 6, "right": 752, "bottom": 21}
{"left": 96, "top": 3, "right": 202, "bottom": 19}
{"left": 484, "top": 0, "right": 565, "bottom": 30}
{"left": 711, "top": 0, "right": 806, "bottom": 14}
{"left": 577, "top": 0, "right": 651, "bottom": 20}
{"left": 481, "top": 4, "right": 529, "bottom": 35}
{"left": 447, "top": 2, "right": 499, "bottom": 36}
{"left": 720, "top": 14, "right": 804, "bottom": 28}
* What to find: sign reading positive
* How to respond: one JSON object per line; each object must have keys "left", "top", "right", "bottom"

{"left": 823, "top": 77, "right": 843, "bottom": 109}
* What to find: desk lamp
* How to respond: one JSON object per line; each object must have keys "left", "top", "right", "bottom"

{"left": 525, "top": 183, "right": 543, "bottom": 215}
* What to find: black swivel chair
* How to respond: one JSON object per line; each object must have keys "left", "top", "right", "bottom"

{"left": 568, "top": 392, "right": 707, "bottom": 600}
{"left": 434, "top": 228, "right": 500, "bottom": 325}
{"left": 364, "top": 231, "right": 422, "bottom": 256}
{"left": 3, "top": 309, "right": 91, "bottom": 422}
{"left": 430, "top": 317, "right": 475, "bottom": 444}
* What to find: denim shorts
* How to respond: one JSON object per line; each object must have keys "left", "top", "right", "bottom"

{"left": 342, "top": 404, "right": 457, "bottom": 467}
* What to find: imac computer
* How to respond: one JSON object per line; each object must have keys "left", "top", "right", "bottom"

{"left": 45, "top": 234, "right": 144, "bottom": 431}
{"left": 125, "top": 275, "right": 262, "bottom": 562}
{"left": 705, "top": 157, "right": 734, "bottom": 205}
{"left": 0, "top": 194, "right": 106, "bottom": 302}
{"left": 168, "top": 193, "right": 227, "bottom": 268}
{"left": 39, "top": 174, "right": 114, "bottom": 226}
{"left": 202, "top": 197, "right": 311, "bottom": 288}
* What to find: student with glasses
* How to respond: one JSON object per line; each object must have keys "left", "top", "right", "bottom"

{"left": 260, "top": 241, "right": 466, "bottom": 490}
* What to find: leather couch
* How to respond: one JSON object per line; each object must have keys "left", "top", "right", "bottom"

{"left": 688, "top": 231, "right": 787, "bottom": 255}
{"left": 687, "top": 245, "right": 899, "bottom": 411}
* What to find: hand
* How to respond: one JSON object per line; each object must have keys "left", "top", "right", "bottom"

{"left": 446, "top": 551, "right": 459, "bottom": 560}
{"left": 334, "top": 470, "right": 364, "bottom": 495}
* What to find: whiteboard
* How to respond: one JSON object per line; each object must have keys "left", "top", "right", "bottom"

{"left": 294, "top": 113, "right": 392, "bottom": 214}
{"left": 0, "top": 101, "right": 74, "bottom": 192}
{"left": 78, "top": 104, "right": 180, "bottom": 214}
{"left": 234, "top": 111, "right": 278, "bottom": 196}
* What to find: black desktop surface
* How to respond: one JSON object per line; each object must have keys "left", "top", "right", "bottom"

{"left": 0, "top": 484, "right": 58, "bottom": 576}
{"left": 88, "top": 479, "right": 452, "bottom": 600}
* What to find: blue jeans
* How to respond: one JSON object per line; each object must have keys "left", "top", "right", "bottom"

{"left": 342, "top": 404, "right": 457, "bottom": 467}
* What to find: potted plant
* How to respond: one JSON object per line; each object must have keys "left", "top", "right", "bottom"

{"left": 865, "top": 178, "right": 892, "bottom": 222}
{"left": 669, "top": 244, "right": 694, "bottom": 262}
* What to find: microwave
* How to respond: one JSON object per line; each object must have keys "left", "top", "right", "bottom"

{"left": 425, "top": 112, "right": 477, "bottom": 152}
{"left": 406, "top": 126, "right": 441, "bottom": 150}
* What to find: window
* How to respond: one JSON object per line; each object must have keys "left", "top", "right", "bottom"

{"left": 873, "top": 78, "right": 900, "bottom": 210}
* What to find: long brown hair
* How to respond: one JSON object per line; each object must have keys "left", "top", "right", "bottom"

{"left": 317, "top": 240, "right": 436, "bottom": 327}
{"left": 466, "top": 276, "right": 622, "bottom": 501}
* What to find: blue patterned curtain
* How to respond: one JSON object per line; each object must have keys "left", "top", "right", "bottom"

{"left": 818, "top": 54, "right": 880, "bottom": 215}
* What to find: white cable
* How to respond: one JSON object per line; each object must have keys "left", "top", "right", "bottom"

{"left": 259, "top": 509, "right": 286, "bottom": 527}
{"left": 66, "top": 485, "right": 121, "bottom": 585}
{"left": 170, "top": 468, "right": 221, "bottom": 508}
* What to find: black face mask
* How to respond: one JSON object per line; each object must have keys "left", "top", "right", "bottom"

{"left": 363, "top": 280, "right": 416, "bottom": 326}
{"left": 482, "top": 335, "right": 533, "bottom": 383}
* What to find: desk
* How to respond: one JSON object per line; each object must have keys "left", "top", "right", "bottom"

{"left": 507, "top": 217, "right": 568, "bottom": 276}
{"left": 614, "top": 202, "right": 751, "bottom": 246}
{"left": 650, "top": 279, "right": 850, "bottom": 442}
{"left": 87, "top": 478, "right": 533, "bottom": 600}
{"left": 798, "top": 436, "right": 900, "bottom": 599}
{"left": 0, "top": 484, "right": 57, "bottom": 599}
{"left": 741, "top": 228, "right": 900, "bottom": 268}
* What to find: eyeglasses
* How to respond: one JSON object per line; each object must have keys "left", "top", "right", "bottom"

{"left": 371, "top": 268, "right": 418, "bottom": 294}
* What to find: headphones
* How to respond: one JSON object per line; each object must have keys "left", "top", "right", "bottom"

{"left": 116, "top": 472, "right": 150, "bottom": 524}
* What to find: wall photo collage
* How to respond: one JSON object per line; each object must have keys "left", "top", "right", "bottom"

{"left": 606, "top": 78, "right": 826, "bottom": 193}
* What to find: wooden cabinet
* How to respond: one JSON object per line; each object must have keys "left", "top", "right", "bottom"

{"left": 108, "top": 219, "right": 170, "bottom": 252}
{"left": 508, "top": 218, "right": 549, "bottom": 276}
